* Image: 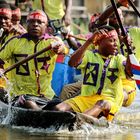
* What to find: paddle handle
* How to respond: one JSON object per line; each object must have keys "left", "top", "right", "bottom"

{"left": 3, "top": 46, "right": 52, "bottom": 74}
{"left": 110, "top": 0, "right": 133, "bottom": 54}
{"left": 68, "top": 34, "right": 87, "bottom": 41}
{"left": 128, "top": 0, "right": 140, "bottom": 18}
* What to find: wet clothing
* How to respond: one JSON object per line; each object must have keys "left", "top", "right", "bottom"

{"left": 65, "top": 94, "right": 118, "bottom": 121}
{"left": 0, "top": 33, "right": 64, "bottom": 99}
{"left": 122, "top": 79, "right": 136, "bottom": 107}
{"left": 65, "top": 50, "right": 126, "bottom": 121}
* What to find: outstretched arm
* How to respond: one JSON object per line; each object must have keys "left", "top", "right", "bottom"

{"left": 68, "top": 35, "right": 94, "bottom": 67}
{"left": 63, "top": 0, "right": 72, "bottom": 26}
{"left": 89, "top": 0, "right": 129, "bottom": 31}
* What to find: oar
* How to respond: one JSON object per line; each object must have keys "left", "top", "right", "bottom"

{"left": 68, "top": 34, "right": 87, "bottom": 41}
{"left": 128, "top": 0, "right": 140, "bottom": 18}
{"left": 110, "top": 0, "right": 140, "bottom": 92}
{"left": 110, "top": 0, "right": 132, "bottom": 54}
{"left": 3, "top": 45, "right": 52, "bottom": 74}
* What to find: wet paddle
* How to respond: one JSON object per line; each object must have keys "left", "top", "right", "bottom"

{"left": 110, "top": 0, "right": 140, "bottom": 92}
{"left": 110, "top": 0, "right": 132, "bottom": 54}
{"left": 3, "top": 45, "right": 52, "bottom": 75}
{"left": 67, "top": 34, "right": 87, "bottom": 41}
{"left": 128, "top": 0, "right": 140, "bottom": 18}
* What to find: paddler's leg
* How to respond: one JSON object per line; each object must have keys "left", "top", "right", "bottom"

{"left": 54, "top": 102, "right": 74, "bottom": 112}
{"left": 60, "top": 81, "right": 82, "bottom": 101}
{"left": 24, "top": 100, "right": 41, "bottom": 110}
{"left": 84, "top": 100, "right": 111, "bottom": 119}
{"left": 12, "top": 95, "right": 42, "bottom": 110}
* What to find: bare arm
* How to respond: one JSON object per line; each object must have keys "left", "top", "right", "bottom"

{"left": 68, "top": 36, "right": 93, "bottom": 67}
{"left": 63, "top": 0, "right": 72, "bottom": 26}
{"left": 90, "top": 0, "right": 129, "bottom": 31}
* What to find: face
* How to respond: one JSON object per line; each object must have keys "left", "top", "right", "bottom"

{"left": 98, "top": 35, "right": 118, "bottom": 57}
{"left": 0, "top": 14, "right": 12, "bottom": 32}
{"left": 12, "top": 15, "right": 20, "bottom": 25}
{"left": 27, "top": 19, "right": 47, "bottom": 38}
{"left": 109, "top": 9, "right": 124, "bottom": 26}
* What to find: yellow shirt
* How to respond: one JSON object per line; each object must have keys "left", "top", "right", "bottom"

{"left": 32, "top": 0, "right": 65, "bottom": 20}
{"left": 77, "top": 50, "right": 126, "bottom": 109}
{"left": 0, "top": 33, "right": 65, "bottom": 99}
{"left": 129, "top": 27, "right": 140, "bottom": 61}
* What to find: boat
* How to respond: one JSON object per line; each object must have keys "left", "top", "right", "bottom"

{"left": 0, "top": 100, "right": 108, "bottom": 130}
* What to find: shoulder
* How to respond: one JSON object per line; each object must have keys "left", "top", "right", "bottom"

{"left": 111, "top": 54, "right": 126, "bottom": 63}
{"left": 128, "top": 27, "right": 140, "bottom": 34}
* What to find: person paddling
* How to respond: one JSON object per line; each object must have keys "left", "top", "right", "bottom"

{"left": 53, "top": 25, "right": 133, "bottom": 122}
{"left": 0, "top": 10, "right": 67, "bottom": 110}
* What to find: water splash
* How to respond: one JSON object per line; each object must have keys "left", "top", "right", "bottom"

{"left": 0, "top": 28, "right": 4, "bottom": 37}
{"left": 1, "top": 74, "right": 13, "bottom": 125}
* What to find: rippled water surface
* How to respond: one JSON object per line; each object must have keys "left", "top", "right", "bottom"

{"left": 1, "top": 93, "right": 140, "bottom": 140}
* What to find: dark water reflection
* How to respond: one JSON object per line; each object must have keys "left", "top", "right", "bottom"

{"left": 1, "top": 93, "right": 140, "bottom": 140}
{"left": 1, "top": 126, "right": 140, "bottom": 140}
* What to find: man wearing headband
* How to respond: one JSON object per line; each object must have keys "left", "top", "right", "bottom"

{"left": 0, "top": 1, "right": 12, "bottom": 46}
{"left": 0, "top": 1, "right": 24, "bottom": 47}
{"left": 19, "top": 0, "right": 73, "bottom": 97}
{"left": 0, "top": 10, "right": 67, "bottom": 110}
{"left": 10, "top": 4, "right": 26, "bottom": 35}
{"left": 53, "top": 25, "right": 133, "bottom": 122}
{"left": 88, "top": 0, "right": 136, "bottom": 108}
{"left": 0, "top": 1, "right": 27, "bottom": 101}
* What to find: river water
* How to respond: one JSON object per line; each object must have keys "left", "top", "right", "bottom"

{"left": 1, "top": 92, "right": 140, "bottom": 140}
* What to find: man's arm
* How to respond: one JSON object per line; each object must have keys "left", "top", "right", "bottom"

{"left": 68, "top": 35, "right": 94, "bottom": 67}
{"left": 89, "top": 0, "right": 129, "bottom": 32}
{"left": 63, "top": 0, "right": 72, "bottom": 26}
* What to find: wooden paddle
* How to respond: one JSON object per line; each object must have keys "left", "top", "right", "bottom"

{"left": 128, "top": 0, "right": 140, "bottom": 18}
{"left": 110, "top": 0, "right": 133, "bottom": 54}
{"left": 3, "top": 45, "right": 52, "bottom": 75}
{"left": 68, "top": 34, "right": 87, "bottom": 41}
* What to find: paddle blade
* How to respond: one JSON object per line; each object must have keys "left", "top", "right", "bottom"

{"left": 129, "top": 54, "right": 140, "bottom": 91}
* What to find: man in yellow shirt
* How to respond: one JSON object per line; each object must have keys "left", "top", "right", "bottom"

{"left": 0, "top": 10, "right": 66, "bottom": 110}
{"left": 0, "top": 1, "right": 26, "bottom": 101}
{"left": 19, "top": 0, "right": 73, "bottom": 96}
{"left": 53, "top": 26, "right": 133, "bottom": 122}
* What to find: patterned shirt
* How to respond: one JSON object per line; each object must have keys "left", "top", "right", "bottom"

{"left": 0, "top": 33, "right": 63, "bottom": 99}
{"left": 77, "top": 50, "right": 126, "bottom": 104}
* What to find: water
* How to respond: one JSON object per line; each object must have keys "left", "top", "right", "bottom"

{"left": 1, "top": 92, "right": 140, "bottom": 140}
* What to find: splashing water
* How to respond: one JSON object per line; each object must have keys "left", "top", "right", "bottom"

{"left": 0, "top": 28, "right": 4, "bottom": 37}
{"left": 1, "top": 73, "right": 13, "bottom": 125}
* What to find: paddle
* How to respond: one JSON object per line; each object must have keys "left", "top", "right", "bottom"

{"left": 3, "top": 45, "right": 52, "bottom": 75}
{"left": 110, "top": 0, "right": 140, "bottom": 92}
{"left": 110, "top": 0, "right": 133, "bottom": 54}
{"left": 128, "top": 0, "right": 140, "bottom": 18}
{"left": 67, "top": 34, "right": 87, "bottom": 41}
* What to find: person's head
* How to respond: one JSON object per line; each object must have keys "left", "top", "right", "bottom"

{"left": 10, "top": 4, "right": 21, "bottom": 25}
{"left": 88, "top": 13, "right": 101, "bottom": 32}
{"left": 93, "top": 25, "right": 118, "bottom": 57}
{"left": 109, "top": 8, "right": 124, "bottom": 29}
{"left": 26, "top": 10, "right": 48, "bottom": 38}
{"left": 0, "top": 0, "right": 12, "bottom": 32}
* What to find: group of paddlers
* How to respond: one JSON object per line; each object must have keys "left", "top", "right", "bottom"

{"left": 0, "top": 0, "right": 139, "bottom": 123}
